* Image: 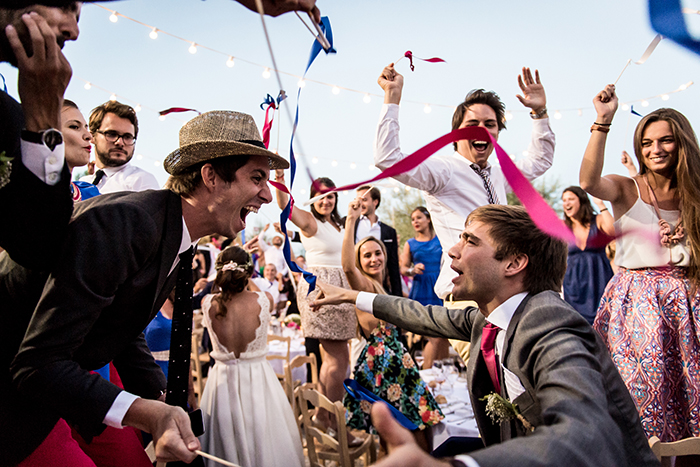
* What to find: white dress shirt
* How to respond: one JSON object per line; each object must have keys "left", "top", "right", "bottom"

{"left": 251, "top": 277, "right": 281, "bottom": 305}
{"left": 374, "top": 104, "right": 555, "bottom": 298}
{"left": 257, "top": 233, "right": 289, "bottom": 276}
{"left": 355, "top": 215, "right": 382, "bottom": 243}
{"left": 79, "top": 162, "right": 160, "bottom": 193}
{"left": 105, "top": 217, "right": 198, "bottom": 428}
{"left": 21, "top": 139, "right": 64, "bottom": 185}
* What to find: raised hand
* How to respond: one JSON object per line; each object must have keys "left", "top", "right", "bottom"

{"left": 516, "top": 67, "right": 546, "bottom": 114}
{"left": 593, "top": 85, "right": 618, "bottom": 124}
{"left": 7, "top": 12, "right": 73, "bottom": 132}
{"left": 620, "top": 150, "right": 638, "bottom": 176}
{"left": 378, "top": 64, "right": 404, "bottom": 105}
{"left": 347, "top": 198, "right": 361, "bottom": 220}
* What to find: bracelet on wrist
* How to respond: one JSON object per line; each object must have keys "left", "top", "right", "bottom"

{"left": 593, "top": 122, "right": 612, "bottom": 126}
{"left": 590, "top": 123, "right": 611, "bottom": 133}
{"left": 529, "top": 107, "right": 547, "bottom": 120}
{"left": 599, "top": 208, "right": 608, "bottom": 212}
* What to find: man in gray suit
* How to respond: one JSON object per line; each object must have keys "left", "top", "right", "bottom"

{"left": 312, "top": 205, "right": 658, "bottom": 467}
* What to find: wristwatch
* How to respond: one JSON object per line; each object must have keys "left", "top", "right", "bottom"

{"left": 21, "top": 128, "right": 64, "bottom": 151}
{"left": 529, "top": 107, "right": 548, "bottom": 120}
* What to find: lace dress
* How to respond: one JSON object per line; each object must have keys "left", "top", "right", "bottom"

{"left": 198, "top": 293, "right": 303, "bottom": 467}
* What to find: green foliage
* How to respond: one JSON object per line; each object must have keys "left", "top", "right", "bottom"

{"left": 377, "top": 186, "right": 425, "bottom": 248}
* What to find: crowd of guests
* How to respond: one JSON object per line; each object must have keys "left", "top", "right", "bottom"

{"left": 1, "top": 2, "right": 699, "bottom": 467}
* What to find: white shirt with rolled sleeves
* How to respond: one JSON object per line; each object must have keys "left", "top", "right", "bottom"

{"left": 374, "top": 103, "right": 555, "bottom": 298}
{"left": 79, "top": 163, "right": 160, "bottom": 194}
{"left": 21, "top": 139, "right": 64, "bottom": 185}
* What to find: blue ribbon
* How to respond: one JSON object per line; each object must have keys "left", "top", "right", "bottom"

{"left": 649, "top": 0, "right": 700, "bottom": 56}
{"left": 276, "top": 16, "right": 335, "bottom": 294}
{"left": 630, "top": 105, "right": 643, "bottom": 117}
{"left": 344, "top": 379, "right": 419, "bottom": 431}
{"left": 260, "top": 93, "right": 276, "bottom": 110}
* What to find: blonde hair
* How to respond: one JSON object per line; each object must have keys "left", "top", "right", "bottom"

{"left": 355, "top": 236, "right": 389, "bottom": 295}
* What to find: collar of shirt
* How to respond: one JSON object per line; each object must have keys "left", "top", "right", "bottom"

{"left": 359, "top": 214, "right": 380, "bottom": 225}
{"left": 168, "top": 216, "right": 200, "bottom": 275}
{"left": 452, "top": 151, "right": 493, "bottom": 173}
{"left": 101, "top": 163, "right": 131, "bottom": 178}
{"left": 485, "top": 291, "right": 528, "bottom": 357}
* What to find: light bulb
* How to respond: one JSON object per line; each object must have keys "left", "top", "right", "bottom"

{"left": 109, "top": 94, "right": 117, "bottom": 102}
{"left": 262, "top": 68, "right": 271, "bottom": 79}
{"left": 300, "top": 189, "right": 306, "bottom": 195}
{"left": 134, "top": 104, "right": 142, "bottom": 112}
{"left": 84, "top": 82, "right": 91, "bottom": 90}
{"left": 368, "top": 165, "right": 375, "bottom": 171}
{"left": 350, "top": 162, "right": 356, "bottom": 169}
{"left": 331, "top": 160, "right": 338, "bottom": 167}
{"left": 505, "top": 111, "right": 513, "bottom": 121}
{"left": 577, "top": 109, "right": 583, "bottom": 116}
{"left": 136, "top": 154, "right": 143, "bottom": 160}
{"left": 109, "top": 12, "right": 118, "bottom": 23}
{"left": 226, "top": 56, "right": 235, "bottom": 68}
{"left": 680, "top": 83, "right": 689, "bottom": 91}
{"left": 363, "top": 94, "right": 371, "bottom": 104}
{"left": 554, "top": 111, "right": 562, "bottom": 120}
{"left": 641, "top": 100, "right": 649, "bottom": 107}
{"left": 312, "top": 157, "right": 318, "bottom": 164}
{"left": 297, "top": 79, "right": 306, "bottom": 88}
{"left": 159, "top": 115, "right": 166, "bottom": 121}
{"left": 149, "top": 28, "right": 158, "bottom": 39}
{"left": 154, "top": 161, "right": 160, "bottom": 167}
{"left": 661, "top": 94, "right": 670, "bottom": 101}
{"left": 423, "top": 104, "right": 431, "bottom": 114}
{"left": 189, "top": 43, "right": 197, "bottom": 54}
{"left": 332, "top": 86, "right": 340, "bottom": 95}
{"left": 621, "top": 104, "right": 630, "bottom": 111}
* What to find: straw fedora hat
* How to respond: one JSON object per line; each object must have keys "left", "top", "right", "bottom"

{"left": 163, "top": 110, "right": 289, "bottom": 175}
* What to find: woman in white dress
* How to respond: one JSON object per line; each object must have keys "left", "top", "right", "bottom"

{"left": 199, "top": 246, "right": 303, "bottom": 467}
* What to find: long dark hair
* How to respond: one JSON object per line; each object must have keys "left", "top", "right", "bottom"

{"left": 562, "top": 186, "right": 595, "bottom": 229}
{"left": 310, "top": 177, "right": 342, "bottom": 228}
{"left": 633, "top": 108, "right": 700, "bottom": 283}
{"left": 212, "top": 246, "right": 254, "bottom": 317}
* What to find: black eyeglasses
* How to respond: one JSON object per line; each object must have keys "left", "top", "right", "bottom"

{"left": 96, "top": 130, "right": 136, "bottom": 146}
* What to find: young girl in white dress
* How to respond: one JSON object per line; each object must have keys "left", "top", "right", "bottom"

{"left": 199, "top": 246, "right": 303, "bottom": 467}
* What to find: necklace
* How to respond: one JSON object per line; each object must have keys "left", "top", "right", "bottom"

{"left": 642, "top": 174, "right": 685, "bottom": 264}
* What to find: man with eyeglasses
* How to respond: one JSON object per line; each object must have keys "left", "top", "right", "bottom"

{"left": 79, "top": 100, "right": 160, "bottom": 193}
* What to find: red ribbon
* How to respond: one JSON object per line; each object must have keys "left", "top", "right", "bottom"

{"left": 158, "top": 107, "right": 200, "bottom": 116}
{"left": 404, "top": 50, "right": 446, "bottom": 72}
{"left": 318, "top": 126, "right": 576, "bottom": 245}
{"left": 269, "top": 180, "right": 293, "bottom": 217}
{"left": 261, "top": 104, "right": 276, "bottom": 149}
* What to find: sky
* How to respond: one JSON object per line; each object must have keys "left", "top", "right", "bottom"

{"left": 3, "top": 0, "right": 700, "bottom": 239}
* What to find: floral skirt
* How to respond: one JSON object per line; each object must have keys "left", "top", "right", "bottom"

{"left": 343, "top": 322, "right": 443, "bottom": 433}
{"left": 593, "top": 266, "right": 700, "bottom": 441}
{"left": 297, "top": 266, "right": 356, "bottom": 341}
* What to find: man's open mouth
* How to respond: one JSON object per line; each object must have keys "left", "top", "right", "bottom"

{"left": 472, "top": 141, "right": 489, "bottom": 151}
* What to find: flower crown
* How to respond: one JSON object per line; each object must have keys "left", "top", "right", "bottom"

{"left": 218, "top": 260, "right": 252, "bottom": 273}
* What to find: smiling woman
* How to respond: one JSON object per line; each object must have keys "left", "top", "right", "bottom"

{"left": 580, "top": 84, "right": 700, "bottom": 443}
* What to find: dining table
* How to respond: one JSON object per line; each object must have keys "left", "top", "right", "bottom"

{"left": 267, "top": 326, "right": 307, "bottom": 383}
{"left": 419, "top": 368, "right": 480, "bottom": 449}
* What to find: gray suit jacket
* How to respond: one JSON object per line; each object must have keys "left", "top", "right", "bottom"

{"left": 372, "top": 291, "right": 659, "bottom": 467}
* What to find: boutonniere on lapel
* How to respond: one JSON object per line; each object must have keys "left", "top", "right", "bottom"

{"left": 0, "top": 151, "right": 13, "bottom": 189}
{"left": 480, "top": 392, "right": 534, "bottom": 431}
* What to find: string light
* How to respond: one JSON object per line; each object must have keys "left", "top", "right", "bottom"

{"left": 300, "top": 189, "right": 306, "bottom": 195}
{"left": 577, "top": 109, "right": 583, "bottom": 116}
{"left": 363, "top": 94, "right": 371, "bottom": 104}
{"left": 262, "top": 68, "right": 271, "bottom": 79}
{"left": 621, "top": 104, "right": 630, "bottom": 111}
{"left": 188, "top": 43, "right": 198, "bottom": 54}
{"left": 149, "top": 28, "right": 158, "bottom": 39}
{"left": 136, "top": 154, "right": 143, "bottom": 160}
{"left": 423, "top": 104, "right": 432, "bottom": 114}
{"left": 110, "top": 93, "right": 117, "bottom": 102}
{"left": 312, "top": 157, "right": 318, "bottom": 164}
{"left": 350, "top": 162, "right": 356, "bottom": 169}
{"left": 554, "top": 111, "right": 562, "bottom": 120}
{"left": 662, "top": 94, "right": 670, "bottom": 101}
{"left": 159, "top": 115, "right": 166, "bottom": 121}
{"left": 134, "top": 104, "right": 142, "bottom": 112}
{"left": 84, "top": 82, "right": 91, "bottom": 90}
{"left": 505, "top": 111, "right": 513, "bottom": 121}
{"left": 226, "top": 56, "right": 235, "bottom": 68}
{"left": 332, "top": 86, "right": 340, "bottom": 95}
{"left": 679, "top": 82, "right": 690, "bottom": 91}
{"left": 153, "top": 161, "right": 160, "bottom": 167}
{"left": 109, "top": 12, "right": 118, "bottom": 22}
{"left": 331, "top": 160, "right": 338, "bottom": 167}
{"left": 368, "top": 165, "right": 376, "bottom": 171}
{"left": 297, "top": 79, "right": 306, "bottom": 88}
{"left": 641, "top": 100, "right": 650, "bottom": 107}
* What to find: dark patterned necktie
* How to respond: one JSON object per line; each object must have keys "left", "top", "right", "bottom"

{"left": 471, "top": 164, "right": 500, "bottom": 205}
{"left": 165, "top": 247, "right": 194, "bottom": 409}
{"left": 480, "top": 323, "right": 502, "bottom": 394}
{"left": 91, "top": 169, "right": 105, "bottom": 186}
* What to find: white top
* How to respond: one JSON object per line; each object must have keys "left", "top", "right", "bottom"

{"left": 79, "top": 162, "right": 160, "bottom": 193}
{"left": 251, "top": 277, "right": 281, "bottom": 305}
{"left": 355, "top": 215, "right": 382, "bottom": 243}
{"left": 256, "top": 233, "right": 289, "bottom": 276}
{"left": 21, "top": 139, "right": 64, "bottom": 185}
{"left": 300, "top": 219, "right": 343, "bottom": 268}
{"left": 615, "top": 179, "right": 690, "bottom": 268}
{"left": 374, "top": 103, "right": 555, "bottom": 298}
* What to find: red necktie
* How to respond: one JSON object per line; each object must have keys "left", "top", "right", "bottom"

{"left": 480, "top": 323, "right": 501, "bottom": 394}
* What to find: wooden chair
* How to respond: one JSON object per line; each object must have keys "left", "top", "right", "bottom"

{"left": 649, "top": 436, "right": 700, "bottom": 466}
{"left": 285, "top": 354, "right": 319, "bottom": 446}
{"left": 266, "top": 334, "right": 291, "bottom": 382}
{"left": 295, "top": 384, "right": 376, "bottom": 467}
{"left": 191, "top": 313, "right": 210, "bottom": 403}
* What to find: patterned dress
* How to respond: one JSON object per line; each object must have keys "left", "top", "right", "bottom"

{"left": 344, "top": 321, "right": 443, "bottom": 433}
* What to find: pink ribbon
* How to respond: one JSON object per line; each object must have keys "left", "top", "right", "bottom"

{"left": 158, "top": 107, "right": 200, "bottom": 116}
{"left": 404, "top": 50, "right": 446, "bottom": 71}
{"left": 269, "top": 180, "right": 293, "bottom": 217}
{"left": 316, "top": 126, "right": 576, "bottom": 245}
{"left": 261, "top": 104, "right": 276, "bottom": 149}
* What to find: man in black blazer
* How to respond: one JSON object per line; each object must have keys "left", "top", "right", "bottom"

{"left": 0, "top": 4, "right": 80, "bottom": 269}
{"left": 6, "top": 111, "right": 288, "bottom": 465}
{"left": 344, "top": 185, "right": 402, "bottom": 296}
{"left": 311, "top": 205, "right": 658, "bottom": 467}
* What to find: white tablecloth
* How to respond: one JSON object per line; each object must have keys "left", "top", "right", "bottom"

{"left": 267, "top": 336, "right": 307, "bottom": 383}
{"left": 419, "top": 369, "right": 480, "bottom": 448}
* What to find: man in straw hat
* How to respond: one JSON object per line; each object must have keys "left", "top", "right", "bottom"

{"left": 7, "top": 110, "right": 287, "bottom": 465}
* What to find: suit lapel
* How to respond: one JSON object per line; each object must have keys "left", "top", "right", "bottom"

{"left": 151, "top": 192, "right": 184, "bottom": 314}
{"left": 501, "top": 294, "right": 532, "bottom": 364}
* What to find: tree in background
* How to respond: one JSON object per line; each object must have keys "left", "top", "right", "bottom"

{"left": 377, "top": 186, "right": 425, "bottom": 248}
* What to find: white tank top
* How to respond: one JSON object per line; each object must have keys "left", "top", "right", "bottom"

{"left": 614, "top": 178, "right": 690, "bottom": 268}
{"left": 300, "top": 218, "right": 344, "bottom": 268}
